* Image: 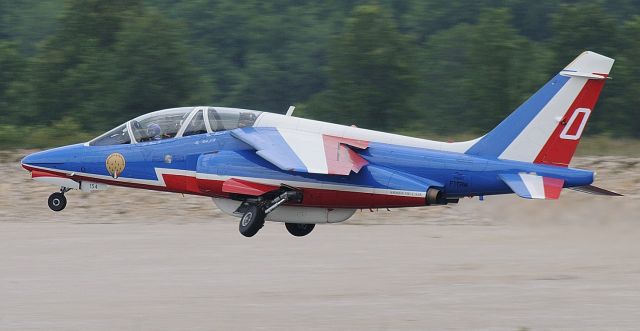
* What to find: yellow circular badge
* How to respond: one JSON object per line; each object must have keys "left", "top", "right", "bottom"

{"left": 106, "top": 153, "right": 126, "bottom": 179}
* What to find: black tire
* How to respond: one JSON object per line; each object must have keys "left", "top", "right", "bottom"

{"left": 239, "top": 205, "right": 265, "bottom": 237}
{"left": 48, "top": 192, "right": 67, "bottom": 212}
{"left": 285, "top": 223, "right": 315, "bottom": 237}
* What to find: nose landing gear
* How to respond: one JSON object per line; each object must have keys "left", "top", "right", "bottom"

{"left": 48, "top": 187, "right": 70, "bottom": 212}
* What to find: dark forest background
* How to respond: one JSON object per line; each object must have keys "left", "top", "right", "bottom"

{"left": 1, "top": 0, "right": 639, "bottom": 147}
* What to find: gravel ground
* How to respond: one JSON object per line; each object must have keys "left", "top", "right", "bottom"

{"left": 1, "top": 151, "right": 639, "bottom": 330}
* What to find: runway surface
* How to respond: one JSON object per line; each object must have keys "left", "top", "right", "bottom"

{"left": 1, "top": 154, "right": 639, "bottom": 330}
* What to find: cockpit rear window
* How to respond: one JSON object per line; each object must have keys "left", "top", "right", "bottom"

{"left": 89, "top": 124, "right": 131, "bottom": 146}
{"left": 207, "top": 107, "right": 261, "bottom": 132}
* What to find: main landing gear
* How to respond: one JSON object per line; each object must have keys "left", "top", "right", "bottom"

{"left": 48, "top": 187, "right": 70, "bottom": 212}
{"left": 238, "top": 205, "right": 265, "bottom": 237}
{"left": 285, "top": 223, "right": 315, "bottom": 237}
{"left": 237, "top": 189, "right": 304, "bottom": 237}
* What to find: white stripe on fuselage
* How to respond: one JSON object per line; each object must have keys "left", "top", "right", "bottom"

{"left": 255, "top": 113, "right": 481, "bottom": 153}
{"left": 26, "top": 165, "right": 426, "bottom": 198}
{"left": 26, "top": 164, "right": 195, "bottom": 187}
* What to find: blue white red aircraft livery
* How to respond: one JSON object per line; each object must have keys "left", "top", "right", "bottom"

{"left": 22, "top": 51, "right": 621, "bottom": 237}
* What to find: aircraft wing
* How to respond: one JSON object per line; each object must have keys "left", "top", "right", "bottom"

{"left": 499, "top": 173, "right": 564, "bottom": 200}
{"left": 230, "top": 127, "right": 369, "bottom": 175}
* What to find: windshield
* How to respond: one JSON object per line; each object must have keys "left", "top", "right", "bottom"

{"left": 89, "top": 124, "right": 131, "bottom": 146}
{"left": 130, "top": 107, "right": 193, "bottom": 142}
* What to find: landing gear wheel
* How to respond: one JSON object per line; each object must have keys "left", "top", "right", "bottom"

{"left": 239, "top": 205, "right": 265, "bottom": 237}
{"left": 285, "top": 223, "right": 315, "bottom": 237}
{"left": 48, "top": 192, "right": 67, "bottom": 212}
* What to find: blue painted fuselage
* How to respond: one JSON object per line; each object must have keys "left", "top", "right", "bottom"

{"left": 22, "top": 129, "right": 593, "bottom": 206}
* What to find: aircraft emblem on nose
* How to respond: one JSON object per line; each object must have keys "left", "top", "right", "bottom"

{"left": 106, "top": 153, "right": 126, "bottom": 179}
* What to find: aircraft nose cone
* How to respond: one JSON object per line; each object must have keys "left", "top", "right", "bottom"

{"left": 21, "top": 149, "right": 55, "bottom": 170}
{"left": 21, "top": 153, "right": 34, "bottom": 170}
{"left": 20, "top": 143, "right": 85, "bottom": 171}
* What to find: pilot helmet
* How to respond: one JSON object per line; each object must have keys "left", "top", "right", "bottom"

{"left": 147, "top": 123, "right": 162, "bottom": 139}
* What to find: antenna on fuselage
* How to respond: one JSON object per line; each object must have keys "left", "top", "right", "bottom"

{"left": 285, "top": 105, "right": 295, "bottom": 116}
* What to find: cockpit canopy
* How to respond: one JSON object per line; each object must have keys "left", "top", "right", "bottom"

{"left": 89, "top": 107, "right": 262, "bottom": 146}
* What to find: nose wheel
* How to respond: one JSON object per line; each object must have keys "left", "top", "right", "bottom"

{"left": 48, "top": 192, "right": 67, "bottom": 212}
{"left": 48, "top": 187, "right": 71, "bottom": 212}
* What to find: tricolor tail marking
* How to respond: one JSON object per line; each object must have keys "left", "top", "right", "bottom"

{"left": 466, "top": 51, "right": 614, "bottom": 167}
{"left": 499, "top": 173, "right": 564, "bottom": 200}
{"left": 533, "top": 78, "right": 607, "bottom": 166}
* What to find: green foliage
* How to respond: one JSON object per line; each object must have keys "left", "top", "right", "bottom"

{"left": 0, "top": 125, "right": 23, "bottom": 148}
{"left": 0, "top": 41, "right": 24, "bottom": 123}
{"left": 0, "top": 118, "right": 94, "bottom": 149}
{"left": 108, "top": 9, "right": 212, "bottom": 124}
{"left": 414, "top": 9, "right": 553, "bottom": 135}
{"left": 0, "top": 0, "right": 63, "bottom": 54}
{"left": 1, "top": 0, "right": 639, "bottom": 149}
{"left": 23, "top": 117, "right": 95, "bottom": 148}
{"left": 310, "top": 5, "right": 418, "bottom": 131}
{"left": 466, "top": 9, "right": 552, "bottom": 133}
{"left": 602, "top": 15, "right": 640, "bottom": 137}
{"left": 550, "top": 2, "right": 618, "bottom": 67}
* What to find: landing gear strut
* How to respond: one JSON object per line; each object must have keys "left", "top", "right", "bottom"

{"left": 237, "top": 189, "right": 303, "bottom": 237}
{"left": 48, "top": 187, "right": 70, "bottom": 212}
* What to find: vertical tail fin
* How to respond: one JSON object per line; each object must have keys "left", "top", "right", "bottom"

{"left": 466, "top": 51, "right": 614, "bottom": 166}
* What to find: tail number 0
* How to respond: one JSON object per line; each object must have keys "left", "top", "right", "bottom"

{"left": 559, "top": 108, "right": 591, "bottom": 140}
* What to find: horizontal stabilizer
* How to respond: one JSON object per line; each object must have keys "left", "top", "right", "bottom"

{"left": 499, "top": 173, "right": 564, "bottom": 200}
{"left": 569, "top": 185, "right": 623, "bottom": 196}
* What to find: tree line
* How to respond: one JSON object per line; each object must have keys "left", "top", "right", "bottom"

{"left": 0, "top": 0, "right": 639, "bottom": 147}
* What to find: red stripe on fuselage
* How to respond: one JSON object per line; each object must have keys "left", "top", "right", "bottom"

{"left": 23, "top": 165, "right": 426, "bottom": 208}
{"left": 22, "top": 165, "right": 211, "bottom": 197}
{"left": 198, "top": 177, "right": 425, "bottom": 208}
{"left": 31, "top": 169, "right": 67, "bottom": 179}
{"left": 534, "top": 79, "right": 606, "bottom": 167}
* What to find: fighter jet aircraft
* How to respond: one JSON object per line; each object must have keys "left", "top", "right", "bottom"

{"left": 21, "top": 51, "right": 621, "bottom": 237}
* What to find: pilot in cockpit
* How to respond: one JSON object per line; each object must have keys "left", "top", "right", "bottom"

{"left": 146, "top": 123, "right": 163, "bottom": 140}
